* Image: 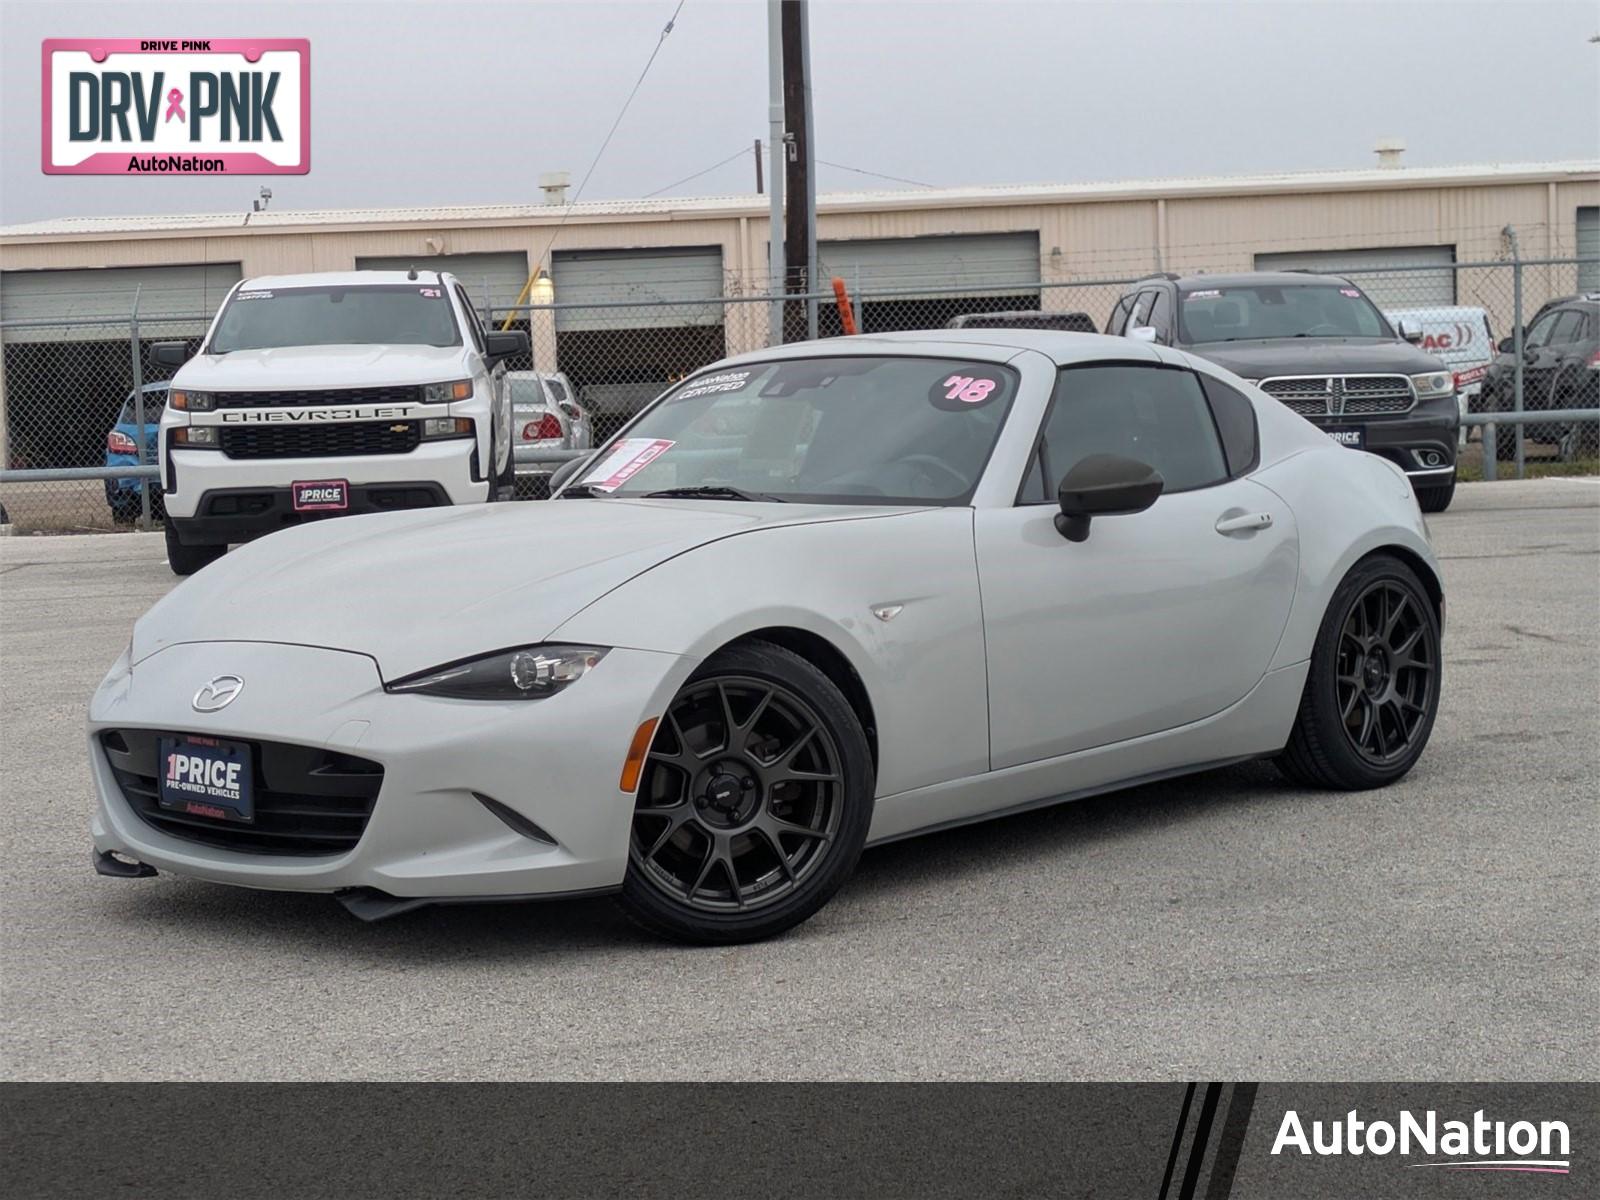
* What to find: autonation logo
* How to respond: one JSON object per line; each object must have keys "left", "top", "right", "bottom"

{"left": 1273, "top": 1108, "right": 1572, "bottom": 1175}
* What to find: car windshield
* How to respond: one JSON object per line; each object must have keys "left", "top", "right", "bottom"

{"left": 118, "top": 389, "right": 168, "bottom": 422}
{"left": 571, "top": 355, "right": 1019, "bottom": 504}
{"left": 208, "top": 284, "right": 461, "bottom": 352}
{"left": 1179, "top": 284, "right": 1392, "bottom": 343}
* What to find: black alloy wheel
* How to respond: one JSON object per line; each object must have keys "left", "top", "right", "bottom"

{"left": 1278, "top": 554, "right": 1441, "bottom": 790}
{"left": 620, "top": 640, "right": 873, "bottom": 943}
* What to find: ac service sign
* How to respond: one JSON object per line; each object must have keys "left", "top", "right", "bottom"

{"left": 42, "top": 38, "right": 309, "bottom": 175}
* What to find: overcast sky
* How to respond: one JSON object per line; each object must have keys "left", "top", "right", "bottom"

{"left": 2, "top": 0, "right": 1597, "bottom": 225}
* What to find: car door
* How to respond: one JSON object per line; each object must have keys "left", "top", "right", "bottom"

{"left": 453, "top": 284, "right": 510, "bottom": 472}
{"left": 975, "top": 362, "right": 1298, "bottom": 769}
{"left": 1519, "top": 309, "right": 1566, "bottom": 406}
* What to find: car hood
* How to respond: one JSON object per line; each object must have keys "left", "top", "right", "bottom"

{"left": 1186, "top": 338, "right": 1445, "bottom": 379}
{"left": 173, "top": 344, "right": 472, "bottom": 391}
{"left": 132, "top": 500, "right": 916, "bottom": 678}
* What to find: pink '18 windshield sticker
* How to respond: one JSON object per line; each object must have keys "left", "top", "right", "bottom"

{"left": 579, "top": 438, "right": 676, "bottom": 492}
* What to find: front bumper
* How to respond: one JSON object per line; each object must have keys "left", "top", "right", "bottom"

{"left": 166, "top": 481, "right": 451, "bottom": 546}
{"left": 88, "top": 640, "right": 691, "bottom": 900}
{"left": 1305, "top": 395, "right": 1459, "bottom": 478}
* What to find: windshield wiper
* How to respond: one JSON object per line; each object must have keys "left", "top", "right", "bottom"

{"left": 642, "top": 485, "right": 786, "bottom": 503}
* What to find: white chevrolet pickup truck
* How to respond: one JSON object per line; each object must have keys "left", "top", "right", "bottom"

{"left": 150, "top": 270, "right": 527, "bottom": 575}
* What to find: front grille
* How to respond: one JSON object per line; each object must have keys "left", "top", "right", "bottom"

{"left": 101, "top": 729, "right": 382, "bottom": 857}
{"left": 221, "top": 421, "right": 421, "bottom": 459}
{"left": 1259, "top": 375, "right": 1415, "bottom": 417}
{"left": 214, "top": 386, "right": 422, "bottom": 409}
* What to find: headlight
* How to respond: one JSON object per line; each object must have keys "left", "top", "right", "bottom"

{"left": 173, "top": 426, "right": 219, "bottom": 447}
{"left": 1410, "top": 372, "right": 1454, "bottom": 399}
{"left": 421, "top": 417, "right": 474, "bottom": 439}
{"left": 386, "top": 644, "right": 608, "bottom": 701}
{"left": 423, "top": 379, "right": 474, "bottom": 404}
{"left": 170, "top": 389, "right": 216, "bottom": 412}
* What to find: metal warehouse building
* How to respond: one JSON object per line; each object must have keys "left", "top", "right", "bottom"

{"left": 1, "top": 158, "right": 1596, "bottom": 467}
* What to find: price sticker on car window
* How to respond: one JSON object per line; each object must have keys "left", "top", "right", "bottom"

{"left": 928, "top": 367, "right": 1007, "bottom": 411}
{"left": 579, "top": 438, "right": 675, "bottom": 492}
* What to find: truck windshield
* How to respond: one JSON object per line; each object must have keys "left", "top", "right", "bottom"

{"left": 569, "top": 355, "right": 1018, "bottom": 505}
{"left": 1179, "top": 284, "right": 1393, "bottom": 343}
{"left": 208, "top": 285, "right": 462, "bottom": 352}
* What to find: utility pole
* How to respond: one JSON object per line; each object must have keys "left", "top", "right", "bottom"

{"left": 766, "top": 0, "right": 785, "bottom": 345}
{"left": 781, "top": 0, "right": 813, "bottom": 342}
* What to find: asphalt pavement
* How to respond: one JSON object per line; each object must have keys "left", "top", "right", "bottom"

{"left": 2, "top": 479, "right": 1595, "bottom": 1081}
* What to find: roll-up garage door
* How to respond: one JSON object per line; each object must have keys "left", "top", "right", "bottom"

{"left": 0, "top": 262, "right": 242, "bottom": 341}
{"left": 1254, "top": 245, "right": 1455, "bottom": 308}
{"left": 1577, "top": 208, "right": 1598, "bottom": 292}
{"left": 355, "top": 252, "right": 529, "bottom": 311}
{"left": 817, "top": 233, "right": 1040, "bottom": 300}
{"left": 550, "top": 247, "right": 725, "bottom": 332}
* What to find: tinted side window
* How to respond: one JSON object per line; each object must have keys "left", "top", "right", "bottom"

{"left": 1020, "top": 365, "right": 1229, "bottom": 502}
{"left": 1524, "top": 311, "right": 1560, "bottom": 348}
{"left": 1148, "top": 290, "right": 1173, "bottom": 341}
{"left": 1200, "top": 376, "right": 1260, "bottom": 477}
{"left": 1106, "top": 295, "right": 1134, "bottom": 336}
{"left": 453, "top": 285, "right": 486, "bottom": 353}
{"left": 1548, "top": 310, "right": 1583, "bottom": 345}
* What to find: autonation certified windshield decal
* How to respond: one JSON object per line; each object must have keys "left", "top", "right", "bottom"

{"left": 42, "top": 38, "right": 310, "bottom": 175}
{"left": 672, "top": 371, "right": 751, "bottom": 402}
{"left": 580, "top": 438, "right": 675, "bottom": 492}
{"left": 1272, "top": 1107, "right": 1572, "bottom": 1175}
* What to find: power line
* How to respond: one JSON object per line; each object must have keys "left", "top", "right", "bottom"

{"left": 643, "top": 145, "right": 752, "bottom": 198}
{"left": 502, "top": 0, "right": 687, "bottom": 325}
{"left": 817, "top": 159, "right": 936, "bottom": 189}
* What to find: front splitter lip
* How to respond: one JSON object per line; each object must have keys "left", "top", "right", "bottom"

{"left": 88, "top": 639, "right": 694, "bottom": 900}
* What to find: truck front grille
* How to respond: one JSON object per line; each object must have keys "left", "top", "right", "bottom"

{"left": 213, "top": 386, "right": 423, "bottom": 409}
{"left": 1260, "top": 375, "right": 1415, "bottom": 417}
{"left": 221, "top": 421, "right": 422, "bottom": 459}
{"left": 100, "top": 729, "right": 382, "bottom": 857}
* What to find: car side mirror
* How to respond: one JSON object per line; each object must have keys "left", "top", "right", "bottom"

{"left": 1397, "top": 318, "right": 1424, "bottom": 345}
{"left": 1497, "top": 336, "right": 1515, "bottom": 354}
{"left": 483, "top": 330, "right": 528, "bottom": 362}
{"left": 549, "top": 453, "right": 595, "bottom": 494}
{"left": 1127, "top": 325, "right": 1158, "bottom": 345}
{"left": 150, "top": 341, "right": 190, "bottom": 368}
{"left": 1055, "top": 454, "right": 1165, "bottom": 543}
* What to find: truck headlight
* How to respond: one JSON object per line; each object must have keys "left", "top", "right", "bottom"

{"left": 386, "top": 645, "right": 608, "bottom": 701}
{"left": 422, "top": 417, "right": 474, "bottom": 439}
{"left": 173, "top": 426, "right": 219, "bottom": 448}
{"left": 1410, "top": 372, "right": 1454, "bottom": 400}
{"left": 170, "top": 390, "right": 216, "bottom": 412}
{"left": 423, "top": 380, "right": 474, "bottom": 403}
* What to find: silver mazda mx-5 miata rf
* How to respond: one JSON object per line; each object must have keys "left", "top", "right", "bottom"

{"left": 89, "top": 331, "right": 1444, "bottom": 943}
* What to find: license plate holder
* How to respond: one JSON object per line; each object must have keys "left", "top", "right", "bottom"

{"left": 292, "top": 479, "right": 349, "bottom": 511}
{"left": 157, "top": 737, "right": 254, "bottom": 824}
{"left": 1326, "top": 426, "right": 1366, "bottom": 450}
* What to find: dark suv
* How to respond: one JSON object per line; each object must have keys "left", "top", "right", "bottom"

{"left": 1475, "top": 296, "right": 1598, "bottom": 462}
{"left": 1106, "top": 272, "right": 1459, "bottom": 511}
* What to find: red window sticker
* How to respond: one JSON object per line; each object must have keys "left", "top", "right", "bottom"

{"left": 942, "top": 375, "right": 997, "bottom": 404}
{"left": 1340, "top": 288, "right": 1362, "bottom": 298}
{"left": 579, "top": 438, "right": 675, "bottom": 492}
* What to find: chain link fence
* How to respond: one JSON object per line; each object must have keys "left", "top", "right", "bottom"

{"left": 3, "top": 256, "right": 1595, "bottom": 532}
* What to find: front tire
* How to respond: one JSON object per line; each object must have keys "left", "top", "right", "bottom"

{"left": 1415, "top": 478, "right": 1455, "bottom": 513}
{"left": 164, "top": 520, "right": 225, "bottom": 576}
{"left": 619, "top": 640, "right": 874, "bottom": 944}
{"left": 1276, "top": 554, "right": 1441, "bottom": 790}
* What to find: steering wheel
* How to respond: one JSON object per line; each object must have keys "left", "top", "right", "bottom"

{"left": 897, "top": 454, "right": 968, "bottom": 494}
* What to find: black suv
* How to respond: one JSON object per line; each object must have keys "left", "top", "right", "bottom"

{"left": 1475, "top": 296, "right": 1598, "bottom": 462}
{"left": 1106, "top": 272, "right": 1459, "bottom": 511}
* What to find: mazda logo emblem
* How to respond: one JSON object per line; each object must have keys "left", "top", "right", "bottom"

{"left": 192, "top": 675, "right": 245, "bottom": 712}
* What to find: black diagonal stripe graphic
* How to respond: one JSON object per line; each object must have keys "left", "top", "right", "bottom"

{"left": 1203, "top": 1083, "right": 1259, "bottom": 1200}
{"left": 1177, "top": 1082, "right": 1224, "bottom": 1200}
{"left": 1157, "top": 1082, "right": 1197, "bottom": 1200}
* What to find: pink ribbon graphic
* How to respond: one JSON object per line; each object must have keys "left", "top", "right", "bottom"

{"left": 164, "top": 88, "right": 185, "bottom": 123}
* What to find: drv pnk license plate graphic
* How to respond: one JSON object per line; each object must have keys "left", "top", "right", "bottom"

{"left": 42, "top": 39, "right": 310, "bottom": 175}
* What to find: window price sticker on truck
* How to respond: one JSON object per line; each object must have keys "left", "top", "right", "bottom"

{"left": 42, "top": 38, "right": 310, "bottom": 175}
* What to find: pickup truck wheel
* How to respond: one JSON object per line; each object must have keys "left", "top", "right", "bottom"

{"left": 164, "top": 521, "right": 225, "bottom": 576}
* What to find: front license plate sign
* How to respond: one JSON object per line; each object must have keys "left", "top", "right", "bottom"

{"left": 158, "top": 737, "right": 254, "bottom": 823}
{"left": 292, "top": 479, "right": 348, "bottom": 511}
{"left": 1326, "top": 426, "right": 1366, "bottom": 450}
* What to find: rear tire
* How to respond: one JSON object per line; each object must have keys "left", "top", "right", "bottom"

{"left": 164, "top": 520, "right": 225, "bottom": 576}
{"left": 1415, "top": 478, "right": 1455, "bottom": 513}
{"left": 1495, "top": 425, "right": 1517, "bottom": 463}
{"left": 1276, "top": 553, "right": 1441, "bottom": 790}
{"left": 619, "top": 640, "right": 874, "bottom": 944}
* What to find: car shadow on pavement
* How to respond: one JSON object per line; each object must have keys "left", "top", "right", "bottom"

{"left": 90, "top": 758, "right": 1308, "bottom": 959}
